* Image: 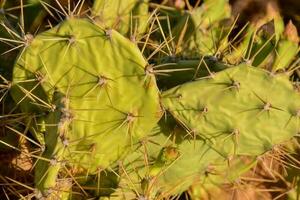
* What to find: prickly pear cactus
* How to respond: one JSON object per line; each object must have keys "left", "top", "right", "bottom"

{"left": 162, "top": 64, "right": 300, "bottom": 158}
{"left": 11, "top": 18, "right": 161, "bottom": 196}
{"left": 109, "top": 118, "right": 223, "bottom": 199}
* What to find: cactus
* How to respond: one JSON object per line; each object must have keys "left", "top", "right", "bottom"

{"left": 1, "top": 1, "right": 300, "bottom": 199}
{"left": 103, "top": 118, "right": 223, "bottom": 199}
{"left": 162, "top": 64, "right": 300, "bottom": 158}
{"left": 10, "top": 18, "right": 161, "bottom": 196}
{"left": 92, "top": 0, "right": 149, "bottom": 37}
{"left": 105, "top": 117, "right": 257, "bottom": 199}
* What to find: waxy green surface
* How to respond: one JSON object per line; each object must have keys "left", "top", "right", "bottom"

{"left": 11, "top": 18, "right": 161, "bottom": 194}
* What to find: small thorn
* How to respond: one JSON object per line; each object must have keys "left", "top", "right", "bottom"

{"left": 41, "top": 145, "right": 46, "bottom": 152}
{"left": 6, "top": 81, "right": 12, "bottom": 89}
{"left": 270, "top": 144, "right": 281, "bottom": 153}
{"left": 209, "top": 72, "right": 216, "bottom": 79}
{"left": 126, "top": 112, "right": 137, "bottom": 124}
{"left": 130, "top": 35, "right": 136, "bottom": 43}
{"left": 105, "top": 29, "right": 113, "bottom": 39}
{"left": 61, "top": 108, "right": 74, "bottom": 121}
{"left": 294, "top": 109, "right": 300, "bottom": 117}
{"left": 202, "top": 107, "right": 209, "bottom": 113}
{"left": 49, "top": 158, "right": 58, "bottom": 166}
{"left": 204, "top": 164, "right": 215, "bottom": 176}
{"left": 35, "top": 71, "right": 46, "bottom": 83}
{"left": 97, "top": 75, "right": 108, "bottom": 87}
{"left": 232, "top": 128, "right": 240, "bottom": 136}
{"left": 89, "top": 143, "right": 97, "bottom": 153}
{"left": 61, "top": 138, "right": 69, "bottom": 147}
{"left": 68, "top": 35, "right": 76, "bottom": 45}
{"left": 24, "top": 33, "right": 34, "bottom": 47}
{"left": 268, "top": 71, "right": 277, "bottom": 78}
{"left": 244, "top": 59, "right": 252, "bottom": 66}
{"left": 145, "top": 65, "right": 154, "bottom": 76}
{"left": 263, "top": 102, "right": 272, "bottom": 111}
{"left": 138, "top": 195, "right": 148, "bottom": 200}
{"left": 61, "top": 96, "right": 70, "bottom": 105}
{"left": 50, "top": 104, "right": 56, "bottom": 112}
{"left": 227, "top": 155, "right": 234, "bottom": 163}
{"left": 232, "top": 80, "right": 240, "bottom": 90}
{"left": 34, "top": 189, "right": 43, "bottom": 199}
{"left": 173, "top": 94, "right": 183, "bottom": 100}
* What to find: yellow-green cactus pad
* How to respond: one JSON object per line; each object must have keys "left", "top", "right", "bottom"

{"left": 114, "top": 119, "right": 223, "bottom": 199}
{"left": 11, "top": 18, "right": 161, "bottom": 195}
{"left": 162, "top": 64, "right": 300, "bottom": 158}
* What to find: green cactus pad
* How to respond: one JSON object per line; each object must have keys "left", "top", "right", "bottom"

{"left": 11, "top": 18, "right": 161, "bottom": 194}
{"left": 113, "top": 118, "right": 223, "bottom": 199}
{"left": 162, "top": 64, "right": 300, "bottom": 158}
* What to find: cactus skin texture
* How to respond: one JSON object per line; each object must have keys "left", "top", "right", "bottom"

{"left": 162, "top": 64, "right": 300, "bottom": 158}
{"left": 10, "top": 18, "right": 161, "bottom": 197}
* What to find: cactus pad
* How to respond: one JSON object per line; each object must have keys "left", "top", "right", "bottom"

{"left": 11, "top": 18, "right": 161, "bottom": 194}
{"left": 162, "top": 64, "right": 300, "bottom": 158}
